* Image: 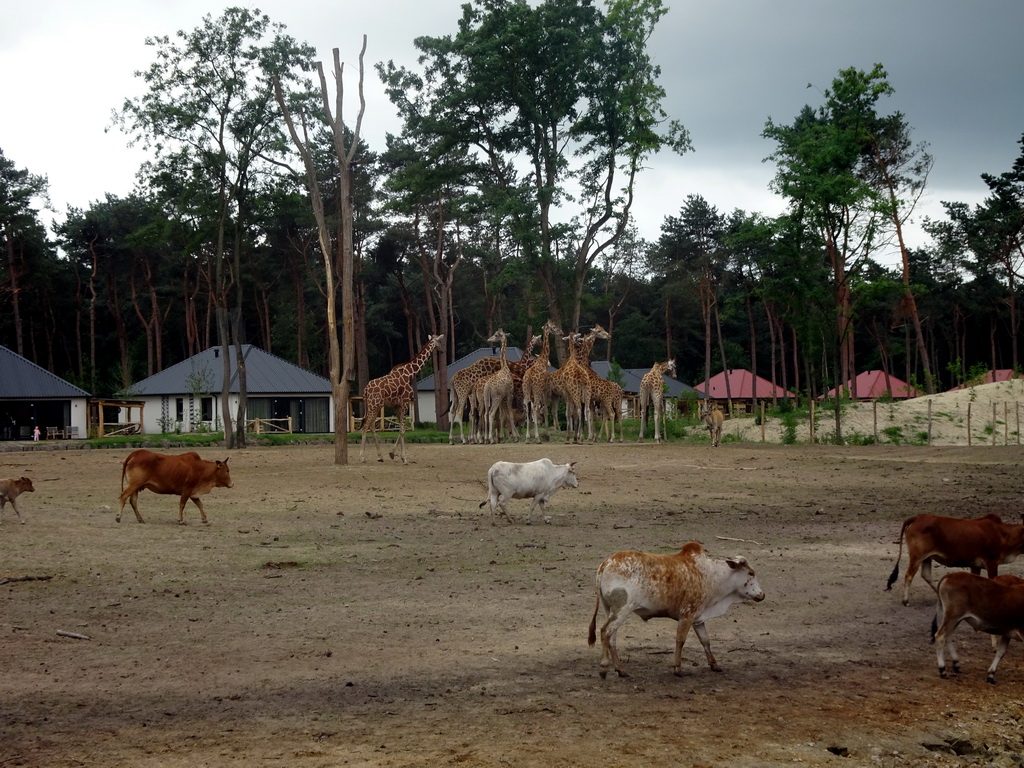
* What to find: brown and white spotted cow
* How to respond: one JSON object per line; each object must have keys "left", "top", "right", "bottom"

{"left": 886, "top": 513, "right": 1024, "bottom": 605}
{"left": 118, "top": 450, "right": 233, "bottom": 525}
{"left": 933, "top": 572, "right": 1024, "bottom": 684}
{"left": 588, "top": 541, "right": 765, "bottom": 678}
{"left": 0, "top": 476, "right": 35, "bottom": 524}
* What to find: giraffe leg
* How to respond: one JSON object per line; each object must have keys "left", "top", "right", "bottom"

{"left": 390, "top": 403, "right": 408, "bottom": 463}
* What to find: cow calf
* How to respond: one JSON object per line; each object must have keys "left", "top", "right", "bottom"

{"left": 0, "top": 476, "right": 35, "bottom": 524}
{"left": 588, "top": 541, "right": 765, "bottom": 678}
{"left": 934, "top": 572, "right": 1024, "bottom": 684}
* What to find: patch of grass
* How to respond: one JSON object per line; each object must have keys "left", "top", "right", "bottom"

{"left": 882, "top": 425, "right": 906, "bottom": 445}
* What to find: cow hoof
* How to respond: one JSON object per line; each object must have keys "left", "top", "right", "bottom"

{"left": 952, "top": 663, "right": 961, "bottom": 674}
{"left": 987, "top": 675, "right": 997, "bottom": 685}
{"left": 178, "top": 521, "right": 187, "bottom": 526}
{"left": 901, "top": 599, "right": 909, "bottom": 607}
{"left": 939, "top": 668, "right": 947, "bottom": 679}
{"left": 599, "top": 668, "right": 608, "bottom": 680}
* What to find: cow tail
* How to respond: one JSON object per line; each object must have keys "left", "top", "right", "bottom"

{"left": 120, "top": 454, "right": 130, "bottom": 493}
{"left": 886, "top": 516, "right": 914, "bottom": 591}
{"left": 587, "top": 596, "right": 600, "bottom": 646}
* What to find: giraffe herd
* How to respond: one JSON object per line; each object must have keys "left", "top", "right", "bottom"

{"left": 358, "top": 321, "right": 718, "bottom": 462}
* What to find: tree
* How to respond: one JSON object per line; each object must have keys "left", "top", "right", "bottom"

{"left": 764, "top": 65, "right": 892, "bottom": 439}
{"left": 379, "top": 0, "right": 689, "bottom": 353}
{"left": 943, "top": 134, "right": 1024, "bottom": 371}
{"left": 0, "top": 149, "right": 50, "bottom": 358}
{"left": 115, "top": 6, "right": 316, "bottom": 448}
{"left": 274, "top": 41, "right": 366, "bottom": 465}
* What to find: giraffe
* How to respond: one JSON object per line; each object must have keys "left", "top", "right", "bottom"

{"left": 448, "top": 333, "right": 539, "bottom": 444}
{"left": 359, "top": 334, "right": 444, "bottom": 464}
{"left": 549, "top": 329, "right": 595, "bottom": 444}
{"left": 637, "top": 359, "right": 676, "bottom": 444}
{"left": 571, "top": 324, "right": 613, "bottom": 443}
{"left": 522, "top": 320, "right": 560, "bottom": 443}
{"left": 481, "top": 329, "right": 519, "bottom": 444}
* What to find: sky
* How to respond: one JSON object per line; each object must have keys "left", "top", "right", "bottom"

{"left": 2, "top": 0, "right": 1023, "bottom": 265}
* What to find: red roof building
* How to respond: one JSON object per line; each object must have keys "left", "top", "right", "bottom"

{"left": 823, "top": 370, "right": 917, "bottom": 400}
{"left": 949, "top": 369, "right": 1023, "bottom": 391}
{"left": 696, "top": 369, "right": 796, "bottom": 401}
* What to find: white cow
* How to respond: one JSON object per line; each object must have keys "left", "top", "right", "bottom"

{"left": 588, "top": 541, "right": 765, "bottom": 678}
{"left": 479, "top": 458, "right": 579, "bottom": 524}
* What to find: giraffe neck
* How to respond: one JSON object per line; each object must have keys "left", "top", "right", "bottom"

{"left": 395, "top": 339, "right": 436, "bottom": 380}
{"left": 537, "top": 333, "right": 551, "bottom": 367}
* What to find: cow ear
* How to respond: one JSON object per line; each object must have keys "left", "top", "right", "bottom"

{"left": 569, "top": 462, "right": 577, "bottom": 470}
{"left": 726, "top": 557, "right": 747, "bottom": 570}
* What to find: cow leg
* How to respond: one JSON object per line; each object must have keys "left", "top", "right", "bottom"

{"left": 987, "top": 636, "right": 1010, "bottom": 684}
{"left": 598, "top": 598, "right": 636, "bottom": 678}
{"left": 1, "top": 497, "right": 25, "bottom": 524}
{"left": 919, "top": 559, "right": 940, "bottom": 594}
{"left": 672, "top": 616, "right": 696, "bottom": 676}
{"left": 691, "top": 621, "right": 720, "bottom": 672}
{"left": 117, "top": 487, "right": 145, "bottom": 523}
{"left": 189, "top": 496, "right": 209, "bottom": 525}
{"left": 935, "top": 619, "right": 962, "bottom": 678}
{"left": 902, "top": 556, "right": 924, "bottom": 605}
{"left": 526, "top": 496, "right": 547, "bottom": 525}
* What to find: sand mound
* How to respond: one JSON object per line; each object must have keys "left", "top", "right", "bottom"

{"left": 728, "top": 377, "right": 1024, "bottom": 446}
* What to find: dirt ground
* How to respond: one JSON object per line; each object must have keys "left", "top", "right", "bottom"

{"left": 3, "top": 434, "right": 1024, "bottom": 767}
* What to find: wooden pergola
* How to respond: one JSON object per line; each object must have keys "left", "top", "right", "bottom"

{"left": 88, "top": 399, "right": 145, "bottom": 438}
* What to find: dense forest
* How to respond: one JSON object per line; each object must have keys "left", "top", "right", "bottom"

{"left": 2, "top": 3, "right": 1023, "bottom": 437}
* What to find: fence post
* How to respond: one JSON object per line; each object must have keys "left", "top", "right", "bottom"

{"left": 967, "top": 402, "right": 972, "bottom": 446}
{"left": 927, "top": 399, "right": 932, "bottom": 446}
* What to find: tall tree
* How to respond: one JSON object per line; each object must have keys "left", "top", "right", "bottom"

{"left": 274, "top": 40, "right": 367, "bottom": 465}
{"left": 379, "top": 0, "right": 689, "bottom": 352}
{"left": 764, "top": 66, "right": 891, "bottom": 438}
{"left": 115, "top": 6, "right": 316, "bottom": 447}
{"left": 0, "top": 149, "right": 50, "bottom": 358}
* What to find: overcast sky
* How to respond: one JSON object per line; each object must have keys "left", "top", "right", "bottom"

{"left": 2, "top": 0, "right": 1022, "bottom": 263}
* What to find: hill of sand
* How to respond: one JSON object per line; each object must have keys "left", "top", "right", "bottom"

{"left": 726, "top": 377, "right": 1024, "bottom": 446}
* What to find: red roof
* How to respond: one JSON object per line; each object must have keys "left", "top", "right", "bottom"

{"left": 696, "top": 369, "right": 796, "bottom": 399}
{"left": 823, "top": 370, "right": 916, "bottom": 400}
{"left": 949, "top": 369, "right": 1023, "bottom": 391}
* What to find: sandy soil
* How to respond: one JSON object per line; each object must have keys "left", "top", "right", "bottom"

{"left": 746, "top": 378, "right": 1024, "bottom": 448}
{"left": 3, "top": 401, "right": 1024, "bottom": 766}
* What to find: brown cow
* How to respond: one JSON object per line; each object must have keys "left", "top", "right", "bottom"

{"left": 886, "top": 513, "right": 1024, "bottom": 605}
{"left": 588, "top": 541, "right": 765, "bottom": 678}
{"left": 0, "top": 476, "right": 35, "bottom": 524}
{"left": 118, "top": 450, "right": 232, "bottom": 525}
{"left": 934, "top": 572, "right": 1024, "bottom": 684}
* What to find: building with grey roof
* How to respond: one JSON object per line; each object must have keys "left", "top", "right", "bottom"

{"left": 415, "top": 346, "right": 529, "bottom": 424}
{"left": 0, "top": 345, "right": 91, "bottom": 440}
{"left": 125, "top": 345, "right": 333, "bottom": 435}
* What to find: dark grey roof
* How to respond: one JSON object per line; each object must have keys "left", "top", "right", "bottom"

{"left": 125, "top": 345, "right": 331, "bottom": 396}
{"left": 590, "top": 361, "right": 695, "bottom": 398}
{"left": 417, "top": 347, "right": 528, "bottom": 390}
{"left": 0, "top": 345, "right": 91, "bottom": 398}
